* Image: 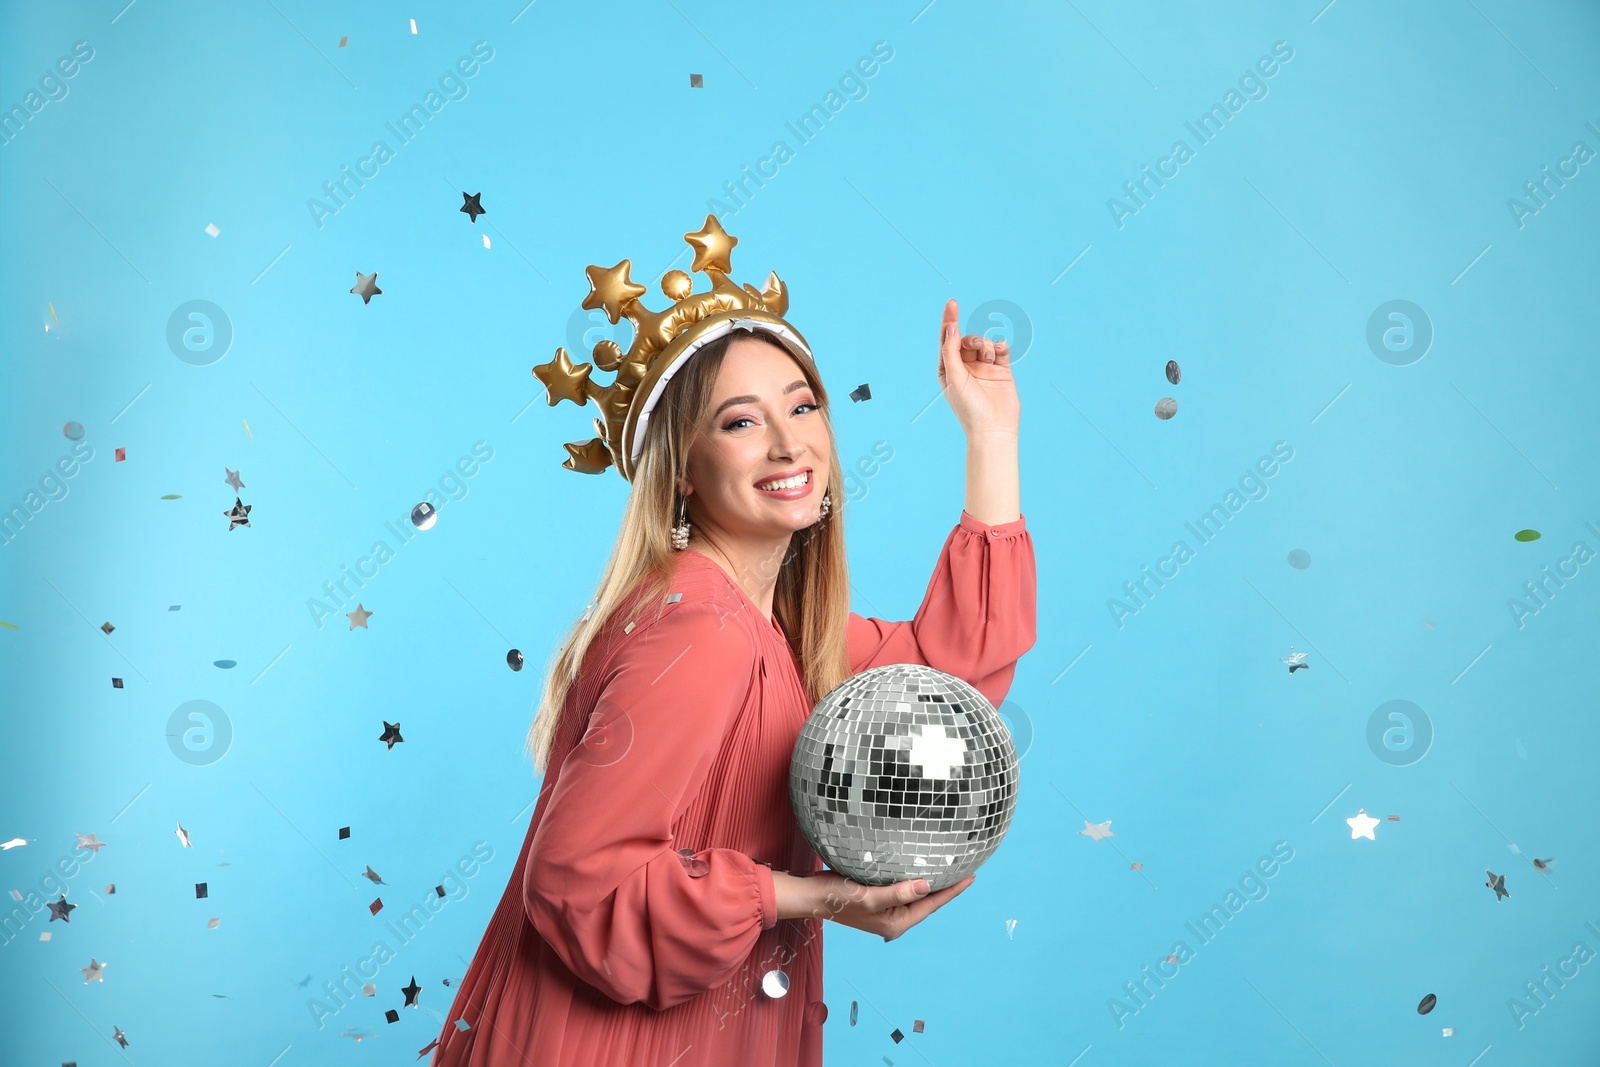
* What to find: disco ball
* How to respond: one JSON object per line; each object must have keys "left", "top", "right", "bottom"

{"left": 789, "top": 663, "right": 1018, "bottom": 892}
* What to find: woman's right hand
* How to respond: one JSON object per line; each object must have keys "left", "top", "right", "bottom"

{"left": 805, "top": 870, "right": 976, "bottom": 942}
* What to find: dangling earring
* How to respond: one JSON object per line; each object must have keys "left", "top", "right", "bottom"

{"left": 671, "top": 495, "right": 691, "bottom": 551}
{"left": 817, "top": 490, "right": 831, "bottom": 523}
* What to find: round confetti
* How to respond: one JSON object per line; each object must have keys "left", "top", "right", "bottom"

{"left": 1418, "top": 993, "right": 1437, "bottom": 1015}
{"left": 761, "top": 969, "right": 790, "bottom": 998}
{"left": 1165, "top": 360, "right": 1181, "bottom": 385}
{"left": 1154, "top": 397, "right": 1177, "bottom": 420}
{"left": 1514, "top": 529, "right": 1540, "bottom": 542}
{"left": 63, "top": 421, "right": 85, "bottom": 440}
{"left": 805, "top": 1001, "right": 828, "bottom": 1027}
{"left": 507, "top": 648, "right": 524, "bottom": 672}
{"left": 412, "top": 502, "right": 438, "bottom": 530}
{"left": 1287, "top": 549, "right": 1312, "bottom": 569}
{"left": 213, "top": 660, "right": 236, "bottom": 669}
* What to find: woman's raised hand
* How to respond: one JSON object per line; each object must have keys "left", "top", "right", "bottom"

{"left": 805, "top": 869, "right": 977, "bottom": 942}
{"left": 938, "top": 298, "right": 1021, "bottom": 438}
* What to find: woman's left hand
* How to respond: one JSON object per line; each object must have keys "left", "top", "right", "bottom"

{"left": 938, "top": 298, "right": 1021, "bottom": 437}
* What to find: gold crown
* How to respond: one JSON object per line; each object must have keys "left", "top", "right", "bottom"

{"left": 532, "top": 215, "right": 812, "bottom": 483}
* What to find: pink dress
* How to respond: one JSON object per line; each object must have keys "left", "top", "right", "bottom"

{"left": 429, "top": 510, "right": 1036, "bottom": 1066}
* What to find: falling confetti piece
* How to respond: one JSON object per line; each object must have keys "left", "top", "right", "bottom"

{"left": 160, "top": 494, "right": 181, "bottom": 500}
{"left": 453, "top": 1019, "right": 471, "bottom": 1031}
{"left": 1004, "top": 918, "right": 1017, "bottom": 939}
{"left": 339, "top": 826, "right": 351, "bottom": 839}
{"left": 243, "top": 419, "right": 252, "bottom": 440}
{"left": 196, "top": 883, "right": 207, "bottom": 899}
{"left": 1165, "top": 359, "right": 1181, "bottom": 385}
{"left": 912, "top": 1020, "right": 924, "bottom": 1034}
{"left": 1154, "top": 397, "right": 1177, "bottom": 420}
{"left": 101, "top": 621, "right": 114, "bottom": 634}
{"left": 0, "top": 622, "right": 18, "bottom": 631}
{"left": 1387, "top": 815, "right": 1401, "bottom": 821}
{"left": 214, "top": 660, "right": 236, "bottom": 669}
{"left": 386, "top": 1008, "right": 400, "bottom": 1023}
{"left": 2, "top": 838, "right": 26, "bottom": 849}
{"left": 1442, "top": 1027, "right": 1453, "bottom": 1037}
{"left": 364, "top": 984, "right": 376, "bottom": 996}
{"left": 1287, "top": 549, "right": 1311, "bottom": 569}
{"left": 891, "top": 1028, "right": 904, "bottom": 1043}
{"left": 1130, "top": 862, "right": 1143, "bottom": 871}
{"left": 690, "top": 73, "right": 704, "bottom": 87}
{"left": 483, "top": 233, "right": 491, "bottom": 249}
{"left": 64, "top": 421, "right": 84, "bottom": 439}
{"left": 1080, "top": 819, "right": 1115, "bottom": 841}
{"left": 1514, "top": 529, "right": 1541, "bottom": 542}
{"left": 49, "top": 303, "right": 59, "bottom": 325}
{"left": 1346, "top": 809, "right": 1379, "bottom": 840}
{"left": 205, "top": 223, "right": 220, "bottom": 238}
{"left": 370, "top": 898, "right": 383, "bottom": 915}
{"left": 115, "top": 448, "right": 126, "bottom": 462}
{"left": 1485, "top": 869, "right": 1508, "bottom": 900}
{"left": 409, "top": 18, "right": 417, "bottom": 33}
{"left": 111, "top": 678, "right": 123, "bottom": 688}
{"left": 849, "top": 383, "right": 872, "bottom": 402}
{"left": 207, "top": 917, "right": 220, "bottom": 928}
{"left": 1418, "top": 993, "right": 1437, "bottom": 1014}
{"left": 507, "top": 649, "right": 524, "bottom": 671}
{"left": 339, "top": 35, "right": 348, "bottom": 47}
{"left": 1165, "top": 954, "right": 1179, "bottom": 964}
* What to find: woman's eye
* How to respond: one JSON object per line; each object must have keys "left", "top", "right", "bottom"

{"left": 724, "top": 403, "right": 817, "bottom": 431}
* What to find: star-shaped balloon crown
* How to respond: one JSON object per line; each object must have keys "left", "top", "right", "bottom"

{"left": 532, "top": 214, "right": 812, "bottom": 483}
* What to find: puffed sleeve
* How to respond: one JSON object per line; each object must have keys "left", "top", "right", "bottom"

{"left": 847, "top": 509, "right": 1037, "bottom": 709}
{"left": 523, "top": 597, "right": 779, "bottom": 1012}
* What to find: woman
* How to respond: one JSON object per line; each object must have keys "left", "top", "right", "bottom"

{"left": 430, "top": 224, "right": 1035, "bottom": 1065}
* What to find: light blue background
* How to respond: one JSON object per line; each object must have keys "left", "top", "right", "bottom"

{"left": 3, "top": 1, "right": 1599, "bottom": 1064}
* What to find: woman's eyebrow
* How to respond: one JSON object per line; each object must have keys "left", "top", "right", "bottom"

{"left": 712, "top": 380, "right": 809, "bottom": 418}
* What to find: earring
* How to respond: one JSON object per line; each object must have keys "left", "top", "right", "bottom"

{"left": 818, "top": 490, "right": 831, "bottom": 523}
{"left": 671, "top": 495, "right": 691, "bottom": 551}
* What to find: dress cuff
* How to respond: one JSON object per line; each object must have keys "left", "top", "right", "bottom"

{"left": 959, "top": 508, "right": 1028, "bottom": 541}
{"left": 754, "top": 862, "right": 778, "bottom": 930}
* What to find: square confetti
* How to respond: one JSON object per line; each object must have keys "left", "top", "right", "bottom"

{"left": 891, "top": 1028, "right": 903, "bottom": 1043}
{"left": 100, "top": 622, "right": 114, "bottom": 634}
{"left": 385, "top": 1008, "right": 400, "bottom": 1023}
{"left": 369, "top": 898, "right": 383, "bottom": 915}
{"left": 453, "top": 1019, "right": 471, "bottom": 1031}
{"left": 115, "top": 448, "right": 125, "bottom": 462}
{"left": 204, "top": 223, "right": 220, "bottom": 238}
{"left": 339, "top": 826, "right": 350, "bottom": 840}
{"left": 207, "top": 917, "right": 220, "bottom": 928}
{"left": 690, "top": 73, "right": 703, "bottom": 87}
{"left": 105, "top": 884, "right": 115, "bottom": 894}
{"left": 482, "top": 234, "right": 491, "bottom": 249}
{"left": 435, "top": 885, "right": 446, "bottom": 898}
{"left": 195, "top": 883, "right": 208, "bottom": 898}
{"left": 338, "top": 35, "right": 348, "bottom": 47}
{"left": 39, "top": 931, "right": 51, "bottom": 941}
{"left": 9, "top": 890, "right": 21, "bottom": 901}
{"left": 409, "top": 18, "right": 417, "bottom": 33}
{"left": 912, "top": 1020, "right": 924, "bottom": 1033}
{"left": 111, "top": 678, "right": 123, "bottom": 689}
{"left": 363, "top": 984, "right": 375, "bottom": 996}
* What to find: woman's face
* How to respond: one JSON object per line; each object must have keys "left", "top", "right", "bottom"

{"left": 680, "top": 336, "right": 832, "bottom": 547}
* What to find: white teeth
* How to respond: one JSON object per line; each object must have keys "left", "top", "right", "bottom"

{"left": 756, "top": 471, "right": 809, "bottom": 491}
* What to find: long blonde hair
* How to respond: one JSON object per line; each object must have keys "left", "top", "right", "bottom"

{"left": 524, "top": 329, "right": 853, "bottom": 777}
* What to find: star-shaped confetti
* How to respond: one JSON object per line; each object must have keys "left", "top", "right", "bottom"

{"left": 380, "top": 721, "right": 404, "bottom": 750}
{"left": 176, "top": 821, "right": 192, "bottom": 848}
{"left": 1346, "top": 809, "right": 1379, "bottom": 841}
{"left": 81, "top": 957, "right": 106, "bottom": 983}
{"left": 351, "top": 271, "right": 382, "bottom": 304}
{"left": 1486, "top": 870, "right": 1509, "bottom": 901}
{"left": 47, "top": 895, "right": 76, "bottom": 922}
{"left": 225, "top": 467, "right": 244, "bottom": 492}
{"left": 402, "top": 975, "right": 422, "bottom": 1007}
{"left": 362, "top": 865, "right": 387, "bottom": 885}
{"left": 347, "top": 604, "right": 372, "bottom": 629}
{"left": 1079, "top": 819, "right": 1115, "bottom": 842}
{"left": 224, "top": 497, "right": 251, "bottom": 530}
{"left": 460, "top": 192, "right": 485, "bottom": 222}
{"left": 75, "top": 832, "right": 106, "bottom": 853}
{"left": 1281, "top": 646, "right": 1309, "bottom": 673}
{"left": 113, "top": 1026, "right": 128, "bottom": 1048}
